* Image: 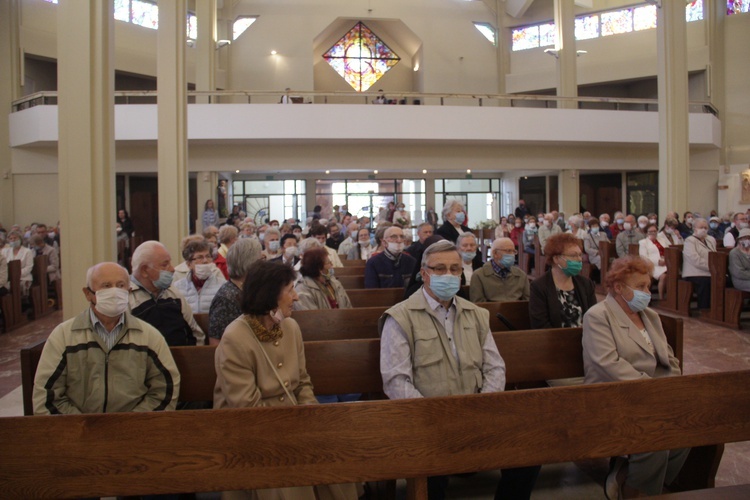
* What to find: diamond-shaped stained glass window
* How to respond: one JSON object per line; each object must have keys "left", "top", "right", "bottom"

{"left": 322, "top": 22, "right": 400, "bottom": 92}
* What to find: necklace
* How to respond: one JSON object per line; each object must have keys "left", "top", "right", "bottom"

{"left": 244, "top": 314, "right": 283, "bottom": 342}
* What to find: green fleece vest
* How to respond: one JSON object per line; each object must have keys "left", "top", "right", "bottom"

{"left": 380, "top": 289, "right": 489, "bottom": 398}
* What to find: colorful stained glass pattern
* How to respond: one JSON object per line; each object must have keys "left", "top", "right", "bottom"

{"left": 633, "top": 5, "right": 657, "bottom": 31}
{"left": 131, "top": 0, "right": 158, "bottom": 30}
{"left": 686, "top": 0, "right": 704, "bottom": 21}
{"left": 512, "top": 25, "right": 540, "bottom": 51}
{"left": 233, "top": 17, "right": 257, "bottom": 40}
{"left": 575, "top": 15, "right": 599, "bottom": 40}
{"left": 539, "top": 23, "right": 556, "bottom": 47}
{"left": 727, "top": 0, "right": 748, "bottom": 15}
{"left": 323, "top": 22, "right": 400, "bottom": 92}
{"left": 601, "top": 9, "right": 633, "bottom": 37}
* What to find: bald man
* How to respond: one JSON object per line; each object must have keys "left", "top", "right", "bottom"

{"left": 364, "top": 226, "right": 417, "bottom": 288}
{"left": 33, "top": 262, "right": 180, "bottom": 415}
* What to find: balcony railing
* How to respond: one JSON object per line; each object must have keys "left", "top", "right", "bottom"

{"left": 10, "top": 90, "right": 718, "bottom": 116}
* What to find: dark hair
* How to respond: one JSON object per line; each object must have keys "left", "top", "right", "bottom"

{"left": 204, "top": 199, "right": 214, "bottom": 210}
{"left": 309, "top": 225, "right": 327, "bottom": 237}
{"left": 241, "top": 260, "right": 297, "bottom": 316}
{"left": 280, "top": 234, "right": 297, "bottom": 247}
{"left": 182, "top": 238, "right": 210, "bottom": 261}
{"left": 291, "top": 224, "right": 302, "bottom": 232}
{"left": 299, "top": 247, "right": 328, "bottom": 279}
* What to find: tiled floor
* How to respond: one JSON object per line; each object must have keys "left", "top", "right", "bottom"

{"left": 1, "top": 308, "right": 748, "bottom": 498}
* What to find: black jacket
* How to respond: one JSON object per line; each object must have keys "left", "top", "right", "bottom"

{"left": 529, "top": 271, "right": 597, "bottom": 329}
{"left": 435, "top": 221, "right": 471, "bottom": 244}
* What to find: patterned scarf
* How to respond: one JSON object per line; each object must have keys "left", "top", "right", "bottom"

{"left": 244, "top": 314, "right": 283, "bottom": 342}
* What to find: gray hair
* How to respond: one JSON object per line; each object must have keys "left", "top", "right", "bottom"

{"left": 298, "top": 237, "right": 322, "bottom": 255}
{"left": 226, "top": 238, "right": 263, "bottom": 280}
{"left": 456, "top": 232, "right": 477, "bottom": 246}
{"left": 417, "top": 222, "right": 434, "bottom": 232}
{"left": 131, "top": 240, "right": 167, "bottom": 273}
{"left": 218, "top": 225, "right": 238, "bottom": 244}
{"left": 441, "top": 199, "right": 464, "bottom": 221}
{"left": 693, "top": 217, "right": 708, "bottom": 229}
{"left": 86, "top": 262, "right": 129, "bottom": 289}
{"left": 421, "top": 240, "right": 461, "bottom": 268}
{"left": 265, "top": 227, "right": 281, "bottom": 239}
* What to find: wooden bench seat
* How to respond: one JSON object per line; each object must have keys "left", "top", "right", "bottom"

{"left": 337, "top": 275, "right": 366, "bottom": 289}
{"left": 662, "top": 246, "right": 694, "bottom": 316}
{"left": 707, "top": 251, "right": 750, "bottom": 329}
{"left": 331, "top": 266, "right": 365, "bottom": 277}
{"left": 7, "top": 350, "right": 744, "bottom": 498}
{"left": 1, "top": 260, "right": 28, "bottom": 332}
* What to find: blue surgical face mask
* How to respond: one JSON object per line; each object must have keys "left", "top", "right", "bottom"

{"left": 351, "top": 230, "right": 359, "bottom": 239}
{"left": 590, "top": 227, "right": 600, "bottom": 235}
{"left": 152, "top": 269, "right": 174, "bottom": 290}
{"left": 268, "top": 240, "right": 280, "bottom": 252}
{"left": 499, "top": 254, "right": 515, "bottom": 268}
{"left": 624, "top": 285, "right": 651, "bottom": 312}
{"left": 428, "top": 273, "right": 461, "bottom": 301}
{"left": 454, "top": 212, "right": 466, "bottom": 225}
{"left": 709, "top": 222, "right": 718, "bottom": 230}
{"left": 460, "top": 251, "right": 475, "bottom": 262}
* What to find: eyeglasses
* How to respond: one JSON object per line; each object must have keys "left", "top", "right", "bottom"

{"left": 190, "top": 253, "right": 212, "bottom": 263}
{"left": 560, "top": 253, "right": 583, "bottom": 260}
{"left": 426, "top": 265, "right": 463, "bottom": 276}
{"left": 386, "top": 235, "right": 404, "bottom": 241}
{"left": 495, "top": 248, "right": 517, "bottom": 255}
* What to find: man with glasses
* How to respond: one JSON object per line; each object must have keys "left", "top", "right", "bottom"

{"left": 469, "top": 237, "right": 530, "bottom": 303}
{"left": 379, "top": 240, "right": 539, "bottom": 500}
{"left": 364, "top": 226, "right": 416, "bottom": 289}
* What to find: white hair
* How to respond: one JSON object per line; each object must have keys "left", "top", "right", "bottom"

{"left": 441, "top": 199, "right": 465, "bottom": 221}
{"left": 456, "top": 232, "right": 477, "bottom": 246}
{"left": 491, "top": 237, "right": 514, "bottom": 252}
{"left": 421, "top": 240, "right": 460, "bottom": 268}
{"left": 298, "top": 237, "right": 322, "bottom": 254}
{"left": 131, "top": 240, "right": 167, "bottom": 274}
{"left": 86, "top": 262, "right": 129, "bottom": 289}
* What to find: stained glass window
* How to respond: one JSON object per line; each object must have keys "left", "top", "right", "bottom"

{"left": 131, "top": 0, "right": 158, "bottom": 30}
{"left": 601, "top": 9, "right": 633, "bottom": 37}
{"left": 686, "top": 0, "right": 704, "bottom": 21}
{"left": 575, "top": 15, "right": 599, "bottom": 40}
{"left": 43, "top": 0, "right": 58, "bottom": 3}
{"left": 233, "top": 17, "right": 258, "bottom": 40}
{"left": 511, "top": 25, "right": 540, "bottom": 51}
{"left": 727, "top": 0, "right": 749, "bottom": 15}
{"left": 114, "top": 0, "right": 131, "bottom": 22}
{"left": 322, "top": 22, "right": 400, "bottom": 92}
{"left": 633, "top": 5, "right": 657, "bottom": 31}
{"left": 473, "top": 22, "right": 497, "bottom": 46}
{"left": 539, "top": 23, "right": 556, "bottom": 47}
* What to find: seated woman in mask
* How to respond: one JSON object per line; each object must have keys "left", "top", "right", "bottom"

{"left": 173, "top": 238, "right": 226, "bottom": 314}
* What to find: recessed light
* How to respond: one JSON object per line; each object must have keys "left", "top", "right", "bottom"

{"left": 271, "top": 50, "right": 277, "bottom": 55}
{"left": 422, "top": 169, "right": 427, "bottom": 174}
{"left": 235, "top": 170, "right": 240, "bottom": 173}
{"left": 373, "top": 170, "right": 378, "bottom": 174}
{"left": 466, "top": 169, "right": 471, "bottom": 174}
{"left": 325, "top": 170, "right": 330, "bottom": 174}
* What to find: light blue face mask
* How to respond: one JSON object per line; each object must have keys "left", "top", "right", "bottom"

{"left": 428, "top": 273, "right": 461, "bottom": 301}
{"left": 268, "top": 240, "right": 280, "bottom": 252}
{"left": 454, "top": 212, "right": 466, "bottom": 225}
{"left": 152, "top": 269, "right": 174, "bottom": 290}
{"left": 499, "top": 254, "right": 515, "bottom": 268}
{"left": 460, "top": 251, "right": 475, "bottom": 262}
{"left": 625, "top": 285, "right": 651, "bottom": 312}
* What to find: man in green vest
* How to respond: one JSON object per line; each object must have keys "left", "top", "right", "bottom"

{"left": 379, "top": 240, "right": 540, "bottom": 500}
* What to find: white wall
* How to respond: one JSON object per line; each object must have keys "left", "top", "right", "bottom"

{"left": 725, "top": 14, "right": 750, "bottom": 165}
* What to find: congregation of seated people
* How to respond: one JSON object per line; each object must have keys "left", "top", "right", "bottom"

{"left": 10, "top": 198, "right": 750, "bottom": 499}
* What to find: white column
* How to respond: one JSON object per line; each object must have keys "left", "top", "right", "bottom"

{"left": 195, "top": 0, "right": 216, "bottom": 104}
{"left": 57, "top": 1, "right": 116, "bottom": 319}
{"left": 559, "top": 170, "right": 580, "bottom": 216}
{"left": 0, "top": 0, "right": 20, "bottom": 228}
{"left": 553, "top": 0, "right": 577, "bottom": 109}
{"left": 657, "top": 1, "right": 690, "bottom": 218}
{"left": 157, "top": 0, "right": 189, "bottom": 260}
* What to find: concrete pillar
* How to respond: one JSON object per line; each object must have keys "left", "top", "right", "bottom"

{"left": 0, "top": 0, "right": 21, "bottom": 227}
{"left": 195, "top": 0, "right": 216, "bottom": 104}
{"left": 553, "top": 0, "right": 577, "bottom": 109}
{"left": 559, "top": 169, "right": 580, "bottom": 216}
{"left": 657, "top": 1, "right": 690, "bottom": 218}
{"left": 305, "top": 178, "right": 317, "bottom": 220}
{"left": 157, "top": 0, "right": 189, "bottom": 260}
{"left": 57, "top": 1, "right": 116, "bottom": 319}
{"left": 494, "top": 0, "right": 510, "bottom": 104}
{"left": 707, "top": 0, "right": 726, "bottom": 168}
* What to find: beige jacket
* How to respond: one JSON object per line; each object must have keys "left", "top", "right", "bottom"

{"left": 469, "top": 262, "right": 530, "bottom": 303}
{"left": 681, "top": 235, "right": 715, "bottom": 278}
{"left": 293, "top": 275, "right": 352, "bottom": 311}
{"left": 214, "top": 316, "right": 317, "bottom": 408}
{"left": 582, "top": 295, "right": 681, "bottom": 384}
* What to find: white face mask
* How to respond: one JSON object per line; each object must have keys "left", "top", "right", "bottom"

{"left": 284, "top": 246, "right": 298, "bottom": 258}
{"left": 387, "top": 242, "right": 404, "bottom": 254}
{"left": 194, "top": 263, "right": 216, "bottom": 280}
{"left": 638, "top": 222, "right": 647, "bottom": 229}
{"left": 600, "top": 220, "right": 609, "bottom": 227}
{"left": 623, "top": 222, "right": 633, "bottom": 231}
{"left": 93, "top": 287, "right": 130, "bottom": 318}
{"left": 694, "top": 228, "right": 708, "bottom": 239}
{"left": 649, "top": 219, "right": 657, "bottom": 225}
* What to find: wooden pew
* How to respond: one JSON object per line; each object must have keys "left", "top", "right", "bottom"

{"left": 194, "top": 312, "right": 210, "bottom": 335}
{"left": 331, "top": 266, "right": 365, "bottom": 277}
{"left": 517, "top": 235, "right": 529, "bottom": 274}
{"left": 532, "top": 235, "right": 546, "bottom": 279}
{"left": 347, "top": 287, "right": 404, "bottom": 307}
{"left": 663, "top": 245, "right": 693, "bottom": 316}
{"left": 598, "top": 240, "right": 616, "bottom": 287}
{"left": 337, "top": 275, "right": 365, "bottom": 289}
{"left": 3, "top": 260, "right": 27, "bottom": 331}
{"left": 29, "top": 255, "right": 54, "bottom": 320}
{"left": 708, "top": 251, "right": 750, "bottom": 329}
{"left": 13, "top": 322, "right": 739, "bottom": 498}
{"left": 290, "top": 301, "right": 532, "bottom": 341}
{"left": 628, "top": 243, "right": 640, "bottom": 256}
{"left": 575, "top": 239, "right": 591, "bottom": 279}
{"left": 341, "top": 259, "right": 366, "bottom": 267}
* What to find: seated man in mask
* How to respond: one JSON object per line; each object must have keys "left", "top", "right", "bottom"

{"left": 364, "top": 226, "right": 416, "bottom": 289}
{"left": 379, "top": 240, "right": 539, "bottom": 500}
{"left": 129, "top": 240, "right": 205, "bottom": 346}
